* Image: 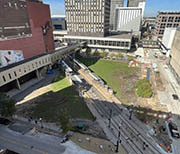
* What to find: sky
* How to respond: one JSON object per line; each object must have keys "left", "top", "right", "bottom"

{"left": 44, "top": 0, "right": 180, "bottom": 17}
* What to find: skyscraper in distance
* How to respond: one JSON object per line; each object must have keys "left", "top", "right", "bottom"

{"left": 65, "top": 0, "right": 111, "bottom": 37}
{"left": 110, "top": 0, "right": 124, "bottom": 30}
{"left": 127, "top": 0, "right": 145, "bottom": 17}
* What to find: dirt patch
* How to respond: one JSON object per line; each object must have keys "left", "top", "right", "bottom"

{"left": 70, "top": 132, "right": 127, "bottom": 154}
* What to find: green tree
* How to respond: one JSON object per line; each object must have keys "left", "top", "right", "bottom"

{"left": 116, "top": 53, "right": 124, "bottom": 58}
{"left": 0, "top": 93, "right": 16, "bottom": 117}
{"left": 58, "top": 109, "right": 72, "bottom": 133}
{"left": 93, "top": 50, "right": 100, "bottom": 57}
{"left": 136, "top": 79, "right": 152, "bottom": 98}
{"left": 86, "top": 48, "right": 91, "bottom": 55}
{"left": 100, "top": 51, "right": 108, "bottom": 58}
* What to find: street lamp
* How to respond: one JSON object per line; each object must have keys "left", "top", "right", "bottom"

{"left": 39, "top": 118, "right": 43, "bottom": 128}
{"left": 108, "top": 109, "right": 112, "bottom": 128}
{"left": 115, "top": 124, "right": 122, "bottom": 153}
{"left": 129, "top": 108, "right": 133, "bottom": 120}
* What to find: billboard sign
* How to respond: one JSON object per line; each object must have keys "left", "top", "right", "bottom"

{"left": 0, "top": 50, "right": 24, "bottom": 68}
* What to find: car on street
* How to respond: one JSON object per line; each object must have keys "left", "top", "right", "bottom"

{"left": 168, "top": 121, "right": 180, "bottom": 138}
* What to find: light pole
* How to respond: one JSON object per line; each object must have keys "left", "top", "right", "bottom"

{"left": 129, "top": 108, "right": 133, "bottom": 120}
{"left": 108, "top": 109, "right": 112, "bottom": 128}
{"left": 39, "top": 118, "right": 43, "bottom": 128}
{"left": 115, "top": 124, "right": 121, "bottom": 153}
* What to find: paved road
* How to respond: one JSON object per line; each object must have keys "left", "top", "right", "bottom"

{"left": 0, "top": 125, "right": 66, "bottom": 154}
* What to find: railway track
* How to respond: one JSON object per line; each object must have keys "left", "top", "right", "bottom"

{"left": 86, "top": 89, "right": 161, "bottom": 154}
{"left": 64, "top": 57, "right": 162, "bottom": 154}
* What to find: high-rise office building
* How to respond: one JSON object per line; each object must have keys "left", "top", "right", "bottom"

{"left": 110, "top": 0, "right": 124, "bottom": 30}
{"left": 64, "top": 0, "right": 132, "bottom": 50}
{"left": 127, "top": 0, "right": 145, "bottom": 18}
{"left": 115, "top": 7, "right": 142, "bottom": 32}
{"left": 65, "top": 0, "right": 110, "bottom": 37}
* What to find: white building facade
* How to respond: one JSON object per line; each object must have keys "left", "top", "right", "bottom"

{"left": 115, "top": 7, "right": 142, "bottom": 32}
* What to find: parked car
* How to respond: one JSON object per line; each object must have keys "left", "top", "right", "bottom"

{"left": 168, "top": 121, "right": 180, "bottom": 138}
{"left": 0, "top": 117, "right": 11, "bottom": 125}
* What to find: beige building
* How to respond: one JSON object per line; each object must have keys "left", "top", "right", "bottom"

{"left": 170, "top": 28, "right": 180, "bottom": 83}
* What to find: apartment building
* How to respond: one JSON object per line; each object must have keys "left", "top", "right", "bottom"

{"left": 154, "top": 11, "right": 180, "bottom": 38}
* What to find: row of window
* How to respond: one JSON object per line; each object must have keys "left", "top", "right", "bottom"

{"left": 160, "top": 23, "right": 179, "bottom": 28}
{"left": 65, "top": 39, "right": 130, "bottom": 47}
{"left": 1, "top": 57, "right": 51, "bottom": 83}
{"left": 160, "top": 16, "right": 180, "bottom": 22}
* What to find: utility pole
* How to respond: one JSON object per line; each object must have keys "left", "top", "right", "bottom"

{"left": 115, "top": 125, "right": 121, "bottom": 153}
{"left": 39, "top": 118, "right": 43, "bottom": 128}
{"left": 108, "top": 109, "right": 112, "bottom": 128}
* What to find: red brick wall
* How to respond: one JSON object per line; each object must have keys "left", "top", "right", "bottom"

{"left": 0, "top": 1, "right": 54, "bottom": 59}
{"left": 0, "top": 28, "right": 45, "bottom": 59}
{"left": 27, "top": 1, "right": 54, "bottom": 52}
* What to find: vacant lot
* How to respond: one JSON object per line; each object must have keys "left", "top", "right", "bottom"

{"left": 17, "top": 72, "right": 94, "bottom": 122}
{"left": 78, "top": 58, "right": 140, "bottom": 105}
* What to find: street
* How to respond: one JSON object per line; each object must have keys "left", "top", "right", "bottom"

{"left": 0, "top": 125, "right": 66, "bottom": 154}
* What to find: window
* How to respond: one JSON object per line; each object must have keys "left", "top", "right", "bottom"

{"left": 159, "top": 30, "right": 164, "bottom": 35}
{"left": 160, "top": 23, "right": 166, "bottom": 28}
{"left": 175, "top": 17, "right": 180, "bottom": 22}
{"left": 173, "top": 24, "right": 179, "bottom": 28}
{"left": 14, "top": 71, "right": 17, "bottom": 77}
{"left": 167, "top": 23, "right": 172, "bottom": 27}
{"left": 168, "top": 16, "right": 174, "bottom": 22}
{"left": 162, "top": 16, "right": 167, "bottom": 22}
{"left": 2, "top": 76, "right": 6, "bottom": 82}
{"left": 9, "top": 73, "right": 11, "bottom": 79}
{"left": 36, "top": 62, "right": 38, "bottom": 67}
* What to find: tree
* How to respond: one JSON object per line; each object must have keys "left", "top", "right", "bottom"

{"left": 58, "top": 109, "right": 72, "bottom": 133}
{"left": 0, "top": 93, "right": 16, "bottom": 117}
{"left": 100, "top": 51, "right": 108, "bottom": 58}
{"left": 136, "top": 79, "right": 152, "bottom": 98}
{"left": 86, "top": 48, "right": 91, "bottom": 55}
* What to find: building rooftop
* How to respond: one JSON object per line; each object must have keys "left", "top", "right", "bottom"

{"left": 51, "top": 15, "right": 66, "bottom": 18}
{"left": 108, "top": 33, "right": 133, "bottom": 39}
{"left": 158, "top": 11, "right": 180, "bottom": 14}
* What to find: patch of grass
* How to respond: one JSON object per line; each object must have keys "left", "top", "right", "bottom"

{"left": 26, "top": 72, "right": 94, "bottom": 122}
{"left": 52, "top": 73, "right": 71, "bottom": 92}
{"left": 89, "top": 59, "right": 137, "bottom": 104}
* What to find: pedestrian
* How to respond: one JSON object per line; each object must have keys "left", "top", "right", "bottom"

{"left": 35, "top": 120, "right": 38, "bottom": 124}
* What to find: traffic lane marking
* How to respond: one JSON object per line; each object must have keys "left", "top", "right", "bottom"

{"left": 84, "top": 92, "right": 94, "bottom": 104}
{"left": 0, "top": 135, "right": 48, "bottom": 154}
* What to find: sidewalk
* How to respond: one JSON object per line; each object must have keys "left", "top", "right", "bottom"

{"left": 13, "top": 115, "right": 63, "bottom": 136}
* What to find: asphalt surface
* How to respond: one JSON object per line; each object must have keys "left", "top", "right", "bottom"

{"left": 0, "top": 125, "right": 66, "bottom": 154}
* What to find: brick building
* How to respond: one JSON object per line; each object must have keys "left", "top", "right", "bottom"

{"left": 154, "top": 11, "right": 180, "bottom": 38}
{"left": 0, "top": 0, "right": 54, "bottom": 60}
